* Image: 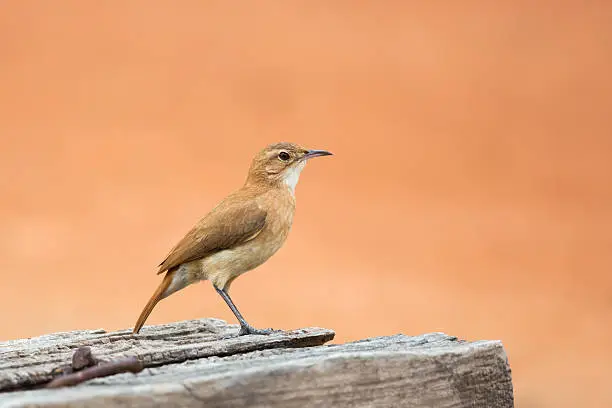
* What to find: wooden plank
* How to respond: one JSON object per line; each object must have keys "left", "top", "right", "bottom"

{"left": 0, "top": 321, "right": 514, "bottom": 407}
{"left": 0, "top": 318, "right": 335, "bottom": 392}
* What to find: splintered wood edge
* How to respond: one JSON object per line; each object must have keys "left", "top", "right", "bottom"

{"left": 0, "top": 320, "right": 336, "bottom": 392}
{"left": 135, "top": 326, "right": 338, "bottom": 368}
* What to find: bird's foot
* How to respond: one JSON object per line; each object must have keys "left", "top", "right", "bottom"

{"left": 238, "top": 325, "right": 280, "bottom": 336}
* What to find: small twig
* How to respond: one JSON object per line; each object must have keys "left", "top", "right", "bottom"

{"left": 46, "top": 357, "right": 143, "bottom": 388}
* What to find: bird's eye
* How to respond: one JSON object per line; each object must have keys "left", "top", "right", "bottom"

{"left": 278, "top": 151, "right": 291, "bottom": 161}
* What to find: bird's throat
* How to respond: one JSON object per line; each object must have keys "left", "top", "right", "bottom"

{"left": 283, "top": 161, "right": 306, "bottom": 195}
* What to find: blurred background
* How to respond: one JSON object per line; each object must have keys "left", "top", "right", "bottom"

{"left": 1, "top": 1, "right": 610, "bottom": 407}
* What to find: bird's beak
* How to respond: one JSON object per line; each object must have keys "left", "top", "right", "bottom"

{"left": 302, "top": 149, "right": 333, "bottom": 160}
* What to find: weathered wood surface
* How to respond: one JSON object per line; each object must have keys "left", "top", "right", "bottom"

{"left": 0, "top": 318, "right": 334, "bottom": 392}
{"left": 0, "top": 319, "right": 514, "bottom": 408}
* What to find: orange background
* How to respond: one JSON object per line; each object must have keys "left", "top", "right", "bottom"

{"left": 1, "top": 2, "right": 610, "bottom": 407}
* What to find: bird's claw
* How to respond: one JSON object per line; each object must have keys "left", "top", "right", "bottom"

{"left": 238, "top": 325, "right": 280, "bottom": 336}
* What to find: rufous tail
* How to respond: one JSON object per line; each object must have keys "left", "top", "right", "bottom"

{"left": 133, "top": 269, "right": 176, "bottom": 334}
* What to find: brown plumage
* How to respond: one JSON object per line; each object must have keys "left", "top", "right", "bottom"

{"left": 133, "top": 269, "right": 176, "bottom": 334}
{"left": 133, "top": 142, "right": 332, "bottom": 335}
{"left": 157, "top": 199, "right": 267, "bottom": 274}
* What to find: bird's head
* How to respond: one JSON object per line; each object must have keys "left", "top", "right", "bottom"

{"left": 246, "top": 142, "right": 332, "bottom": 192}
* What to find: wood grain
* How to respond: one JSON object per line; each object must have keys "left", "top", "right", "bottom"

{"left": 0, "top": 318, "right": 334, "bottom": 392}
{"left": 0, "top": 319, "right": 513, "bottom": 407}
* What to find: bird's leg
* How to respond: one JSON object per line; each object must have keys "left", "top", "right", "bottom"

{"left": 214, "top": 286, "right": 275, "bottom": 335}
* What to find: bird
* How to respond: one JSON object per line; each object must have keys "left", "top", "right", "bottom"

{"left": 132, "top": 142, "right": 332, "bottom": 335}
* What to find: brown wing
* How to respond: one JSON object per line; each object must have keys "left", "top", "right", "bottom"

{"left": 157, "top": 199, "right": 267, "bottom": 274}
